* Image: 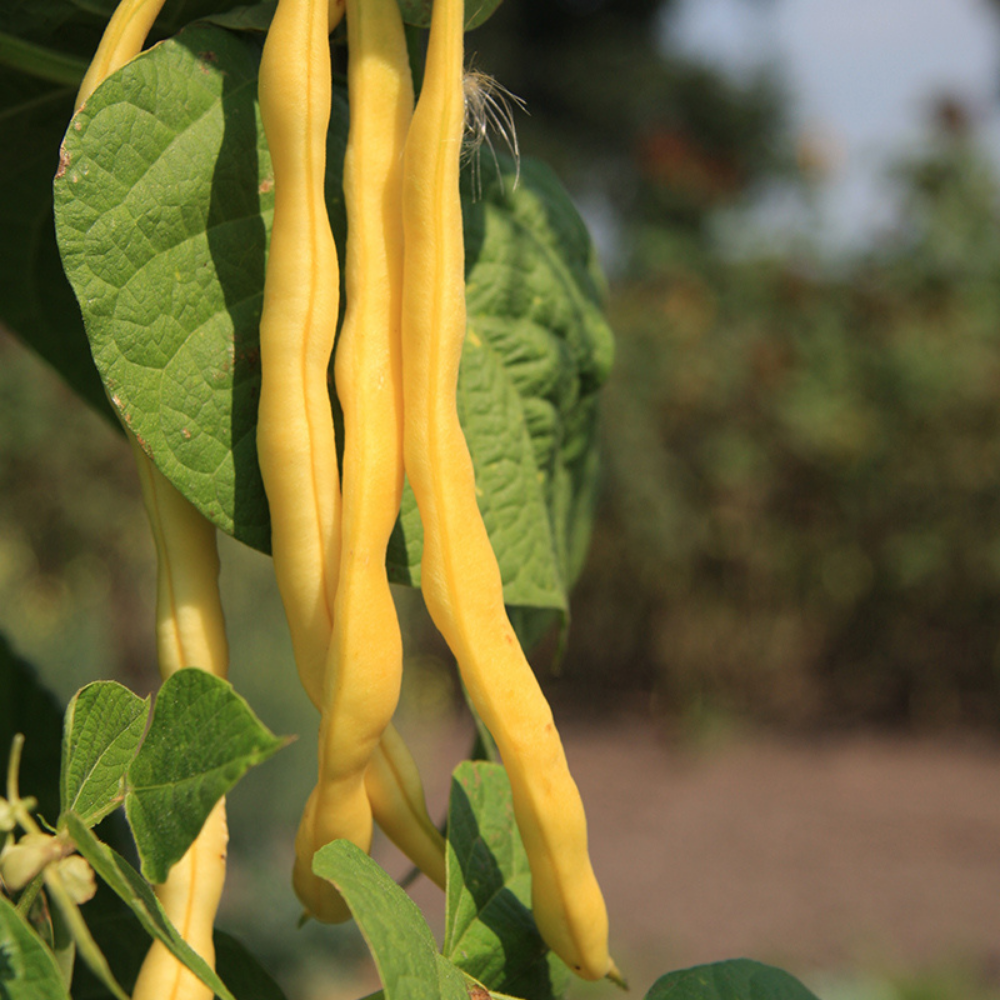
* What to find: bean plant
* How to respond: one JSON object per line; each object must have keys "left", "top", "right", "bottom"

{"left": 1, "top": 1, "right": 822, "bottom": 998}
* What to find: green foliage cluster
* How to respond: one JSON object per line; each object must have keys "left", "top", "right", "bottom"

{"left": 565, "top": 129, "right": 1000, "bottom": 729}
{"left": 1, "top": 649, "right": 819, "bottom": 1000}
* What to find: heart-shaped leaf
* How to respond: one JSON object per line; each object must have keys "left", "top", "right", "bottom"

{"left": 60, "top": 681, "right": 149, "bottom": 828}
{"left": 124, "top": 669, "right": 287, "bottom": 883}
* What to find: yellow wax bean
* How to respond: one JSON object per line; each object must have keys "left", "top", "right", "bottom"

{"left": 399, "top": 0, "right": 615, "bottom": 980}
{"left": 292, "top": 0, "right": 421, "bottom": 920}
{"left": 366, "top": 726, "right": 447, "bottom": 890}
{"left": 257, "top": 0, "right": 344, "bottom": 710}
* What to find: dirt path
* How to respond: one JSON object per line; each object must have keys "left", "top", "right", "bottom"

{"left": 403, "top": 715, "right": 1000, "bottom": 998}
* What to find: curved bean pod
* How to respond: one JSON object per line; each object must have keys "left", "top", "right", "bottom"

{"left": 399, "top": 0, "right": 615, "bottom": 980}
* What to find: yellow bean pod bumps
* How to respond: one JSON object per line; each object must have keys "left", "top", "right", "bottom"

{"left": 399, "top": 0, "right": 615, "bottom": 980}
{"left": 257, "top": 0, "right": 345, "bottom": 712}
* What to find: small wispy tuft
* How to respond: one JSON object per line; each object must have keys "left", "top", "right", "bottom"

{"left": 462, "top": 66, "right": 527, "bottom": 198}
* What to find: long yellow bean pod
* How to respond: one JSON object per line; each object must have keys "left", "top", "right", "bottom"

{"left": 365, "top": 726, "right": 447, "bottom": 889}
{"left": 399, "top": 0, "right": 615, "bottom": 980}
{"left": 75, "top": 0, "right": 166, "bottom": 106}
{"left": 77, "top": 8, "right": 230, "bottom": 999}
{"left": 129, "top": 799, "right": 228, "bottom": 1000}
{"left": 132, "top": 449, "right": 230, "bottom": 681}
{"left": 292, "top": 0, "right": 420, "bottom": 920}
{"left": 129, "top": 452, "right": 230, "bottom": 1000}
{"left": 257, "top": 0, "right": 345, "bottom": 710}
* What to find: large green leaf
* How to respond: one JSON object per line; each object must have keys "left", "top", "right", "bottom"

{"left": 60, "top": 682, "right": 149, "bottom": 828}
{"left": 444, "top": 761, "right": 569, "bottom": 1000}
{"left": 54, "top": 24, "right": 611, "bottom": 615}
{"left": 54, "top": 24, "right": 286, "bottom": 548}
{"left": 0, "top": 892, "right": 70, "bottom": 1000}
{"left": 646, "top": 960, "right": 822, "bottom": 1000}
{"left": 64, "top": 814, "right": 240, "bottom": 1000}
{"left": 0, "top": 0, "right": 259, "bottom": 427}
{"left": 312, "top": 840, "right": 468, "bottom": 1000}
{"left": 124, "top": 669, "right": 287, "bottom": 884}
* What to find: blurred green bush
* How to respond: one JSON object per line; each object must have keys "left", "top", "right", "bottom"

{"left": 558, "top": 125, "right": 1000, "bottom": 731}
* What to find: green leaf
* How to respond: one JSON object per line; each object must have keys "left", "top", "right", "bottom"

{"left": 204, "top": 2, "right": 278, "bottom": 32}
{"left": 444, "top": 761, "right": 569, "bottom": 1000}
{"left": 124, "top": 669, "right": 287, "bottom": 884}
{"left": 437, "top": 955, "right": 476, "bottom": 999}
{"left": 54, "top": 28, "right": 611, "bottom": 616}
{"left": 312, "top": 840, "right": 467, "bottom": 1000}
{"left": 0, "top": 0, "right": 268, "bottom": 425}
{"left": 64, "top": 814, "right": 239, "bottom": 1000}
{"left": 54, "top": 23, "right": 343, "bottom": 553}
{"left": 68, "top": 882, "right": 150, "bottom": 999}
{"left": 461, "top": 158, "right": 614, "bottom": 595}
{"left": 0, "top": 634, "right": 64, "bottom": 825}
{"left": 60, "top": 682, "right": 149, "bottom": 828}
{"left": 43, "top": 868, "right": 129, "bottom": 1000}
{"left": 646, "top": 960, "right": 822, "bottom": 1000}
{"left": 388, "top": 157, "right": 613, "bottom": 621}
{"left": 0, "top": 892, "right": 70, "bottom": 1000}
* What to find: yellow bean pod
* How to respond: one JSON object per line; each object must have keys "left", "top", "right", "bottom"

{"left": 132, "top": 448, "right": 229, "bottom": 681}
{"left": 399, "top": 0, "right": 614, "bottom": 980}
{"left": 257, "top": 0, "right": 345, "bottom": 710}
{"left": 129, "top": 800, "right": 228, "bottom": 1000}
{"left": 75, "top": 0, "right": 166, "bottom": 107}
{"left": 292, "top": 0, "right": 417, "bottom": 921}
{"left": 365, "top": 725, "right": 447, "bottom": 890}
{"left": 130, "top": 441, "right": 231, "bottom": 1000}
{"left": 78, "top": 6, "right": 230, "bottom": 997}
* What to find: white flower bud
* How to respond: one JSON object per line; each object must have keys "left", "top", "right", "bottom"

{"left": 0, "top": 833, "right": 59, "bottom": 891}
{"left": 54, "top": 855, "right": 97, "bottom": 904}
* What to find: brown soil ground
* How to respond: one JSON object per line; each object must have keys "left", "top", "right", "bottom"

{"left": 398, "top": 714, "right": 1000, "bottom": 999}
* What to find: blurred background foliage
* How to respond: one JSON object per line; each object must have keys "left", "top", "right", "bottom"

{"left": 559, "top": 98, "right": 1000, "bottom": 732}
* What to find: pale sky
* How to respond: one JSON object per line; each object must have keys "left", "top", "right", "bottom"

{"left": 661, "top": 0, "right": 1000, "bottom": 251}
